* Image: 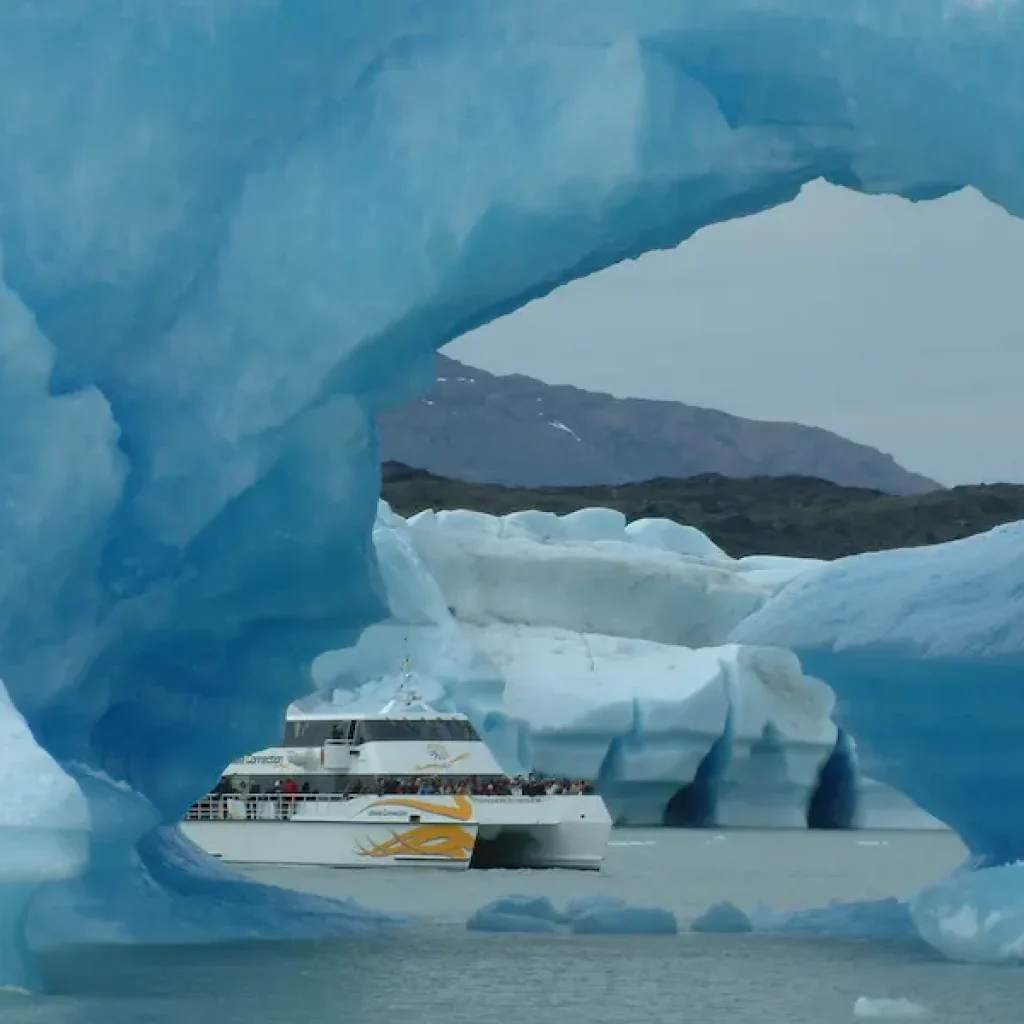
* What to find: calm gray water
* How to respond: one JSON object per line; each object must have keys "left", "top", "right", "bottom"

{"left": 8, "top": 828, "right": 1021, "bottom": 1024}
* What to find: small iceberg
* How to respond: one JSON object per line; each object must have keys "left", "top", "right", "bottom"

{"left": 571, "top": 905, "right": 678, "bottom": 936}
{"left": 910, "top": 863, "right": 1024, "bottom": 965}
{"left": 467, "top": 894, "right": 565, "bottom": 933}
{"left": 853, "top": 997, "right": 930, "bottom": 1019}
{"left": 467, "top": 892, "right": 678, "bottom": 936}
{"left": 563, "top": 892, "right": 626, "bottom": 920}
{"left": 690, "top": 901, "right": 753, "bottom": 934}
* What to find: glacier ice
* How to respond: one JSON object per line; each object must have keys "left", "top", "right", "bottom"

{"left": 730, "top": 528, "right": 1024, "bottom": 836}
{"left": 316, "top": 503, "right": 877, "bottom": 831}
{"left": 733, "top": 523, "right": 1024, "bottom": 960}
{"left": 909, "top": 862, "right": 1024, "bottom": 965}
{"left": 0, "top": 0, "right": 1021, "bottom": 984}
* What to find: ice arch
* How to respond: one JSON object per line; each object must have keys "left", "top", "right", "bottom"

{"left": 0, "top": 0, "right": 1023, "bottom": 983}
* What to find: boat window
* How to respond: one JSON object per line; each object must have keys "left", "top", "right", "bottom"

{"left": 283, "top": 720, "right": 351, "bottom": 747}
{"left": 355, "top": 719, "right": 480, "bottom": 742}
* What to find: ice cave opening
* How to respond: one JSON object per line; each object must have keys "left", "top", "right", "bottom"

{"left": 1, "top": 0, "right": 1024, "bottom": 988}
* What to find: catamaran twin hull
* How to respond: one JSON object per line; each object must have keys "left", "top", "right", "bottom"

{"left": 181, "top": 792, "right": 611, "bottom": 871}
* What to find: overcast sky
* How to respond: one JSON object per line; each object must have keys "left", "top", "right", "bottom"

{"left": 447, "top": 180, "right": 1024, "bottom": 486}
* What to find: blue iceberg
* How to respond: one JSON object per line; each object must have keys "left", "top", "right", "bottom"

{"left": 0, "top": 0, "right": 1023, "bottom": 985}
{"left": 733, "top": 524, "right": 1024, "bottom": 959}
{"left": 467, "top": 896, "right": 564, "bottom": 935}
{"left": 911, "top": 863, "right": 1024, "bottom": 965}
{"left": 690, "top": 901, "right": 754, "bottom": 935}
{"left": 570, "top": 905, "right": 679, "bottom": 937}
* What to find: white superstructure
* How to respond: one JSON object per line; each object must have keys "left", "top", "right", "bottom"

{"left": 182, "top": 678, "right": 611, "bottom": 870}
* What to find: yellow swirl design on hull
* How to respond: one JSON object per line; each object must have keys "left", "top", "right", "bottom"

{"left": 355, "top": 823, "right": 475, "bottom": 860}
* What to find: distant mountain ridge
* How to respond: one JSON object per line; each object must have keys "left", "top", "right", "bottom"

{"left": 377, "top": 354, "right": 940, "bottom": 495}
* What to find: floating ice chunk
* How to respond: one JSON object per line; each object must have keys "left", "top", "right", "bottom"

{"left": 469, "top": 894, "right": 566, "bottom": 926}
{"left": 749, "top": 897, "right": 916, "bottom": 942}
{"left": 562, "top": 892, "right": 627, "bottom": 920}
{"left": 853, "top": 997, "right": 930, "bottom": 1019}
{"left": 466, "top": 893, "right": 676, "bottom": 937}
{"left": 690, "top": 901, "right": 753, "bottom": 934}
{"left": 911, "top": 864, "right": 1024, "bottom": 964}
{"left": 570, "top": 904, "right": 678, "bottom": 936}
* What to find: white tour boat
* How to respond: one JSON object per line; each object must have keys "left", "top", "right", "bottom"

{"left": 182, "top": 682, "right": 611, "bottom": 871}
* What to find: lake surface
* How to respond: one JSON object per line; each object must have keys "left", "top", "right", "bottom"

{"left": 10, "top": 828, "right": 1021, "bottom": 1024}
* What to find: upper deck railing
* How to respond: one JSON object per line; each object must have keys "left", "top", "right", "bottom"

{"left": 186, "top": 793, "right": 357, "bottom": 821}
{"left": 186, "top": 779, "right": 596, "bottom": 821}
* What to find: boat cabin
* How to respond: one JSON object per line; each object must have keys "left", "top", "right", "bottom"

{"left": 218, "top": 688, "right": 514, "bottom": 796}
{"left": 282, "top": 713, "right": 480, "bottom": 749}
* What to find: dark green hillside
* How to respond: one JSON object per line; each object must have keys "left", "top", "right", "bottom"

{"left": 381, "top": 462, "right": 1024, "bottom": 560}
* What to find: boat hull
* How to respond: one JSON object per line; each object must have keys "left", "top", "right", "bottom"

{"left": 473, "top": 794, "right": 610, "bottom": 870}
{"left": 181, "top": 819, "right": 477, "bottom": 869}
{"left": 181, "top": 793, "right": 610, "bottom": 871}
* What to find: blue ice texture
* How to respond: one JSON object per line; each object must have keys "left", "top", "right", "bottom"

{"left": 690, "top": 901, "right": 754, "bottom": 935}
{"left": 563, "top": 893, "right": 632, "bottom": 921}
{"left": 733, "top": 524, "right": 1024, "bottom": 960}
{"left": 571, "top": 904, "right": 679, "bottom": 936}
{"left": 467, "top": 894, "right": 568, "bottom": 929}
{"left": 690, "top": 898, "right": 917, "bottom": 942}
{"left": 468, "top": 893, "right": 678, "bottom": 936}
{"left": 0, "top": 0, "right": 1023, "bottom": 987}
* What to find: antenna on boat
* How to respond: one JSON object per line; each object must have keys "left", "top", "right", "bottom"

{"left": 379, "top": 639, "right": 433, "bottom": 715}
{"left": 399, "top": 636, "right": 416, "bottom": 699}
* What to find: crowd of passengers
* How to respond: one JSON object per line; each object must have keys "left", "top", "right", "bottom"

{"left": 204, "top": 774, "right": 595, "bottom": 801}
